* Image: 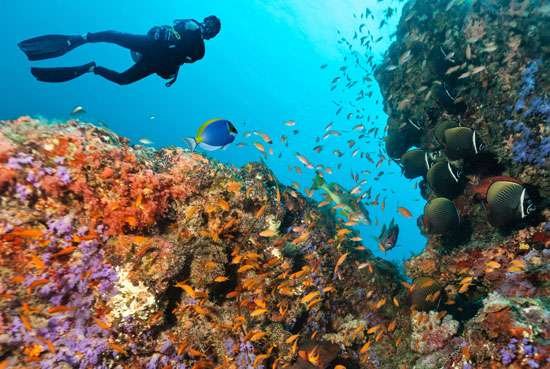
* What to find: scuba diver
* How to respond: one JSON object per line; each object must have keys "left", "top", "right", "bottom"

{"left": 17, "top": 16, "right": 221, "bottom": 87}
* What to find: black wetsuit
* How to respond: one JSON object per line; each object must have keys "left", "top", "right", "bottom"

{"left": 88, "top": 19, "right": 205, "bottom": 86}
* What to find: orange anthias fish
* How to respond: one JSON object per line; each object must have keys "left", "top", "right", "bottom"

{"left": 253, "top": 142, "right": 266, "bottom": 154}
{"left": 7, "top": 227, "right": 44, "bottom": 239}
{"left": 397, "top": 207, "right": 413, "bottom": 218}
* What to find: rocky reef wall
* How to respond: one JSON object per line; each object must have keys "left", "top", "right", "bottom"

{"left": 375, "top": 0, "right": 548, "bottom": 368}
{"left": 0, "top": 117, "right": 414, "bottom": 369}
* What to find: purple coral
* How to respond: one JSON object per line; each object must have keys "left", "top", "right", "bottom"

{"left": 522, "top": 96, "right": 550, "bottom": 122}
{"left": 47, "top": 215, "right": 73, "bottom": 236}
{"left": 499, "top": 338, "right": 541, "bottom": 367}
{"left": 35, "top": 240, "right": 117, "bottom": 368}
{"left": 7, "top": 235, "right": 118, "bottom": 368}
{"left": 146, "top": 353, "right": 162, "bottom": 369}
{"left": 500, "top": 347, "right": 515, "bottom": 365}
{"left": 7, "top": 152, "right": 34, "bottom": 169}
{"left": 503, "top": 58, "right": 549, "bottom": 167}
{"left": 508, "top": 123, "right": 547, "bottom": 166}
{"left": 56, "top": 166, "right": 72, "bottom": 185}
{"left": 15, "top": 183, "right": 32, "bottom": 201}
{"left": 236, "top": 341, "right": 258, "bottom": 369}
{"left": 504, "top": 59, "right": 549, "bottom": 167}
{"left": 143, "top": 338, "right": 187, "bottom": 369}
{"left": 226, "top": 340, "right": 265, "bottom": 369}
{"left": 514, "top": 59, "right": 541, "bottom": 113}
{"left": 224, "top": 337, "right": 236, "bottom": 353}
{"left": 26, "top": 171, "right": 41, "bottom": 187}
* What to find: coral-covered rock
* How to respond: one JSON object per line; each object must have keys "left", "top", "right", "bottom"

{"left": 374, "top": 0, "right": 549, "bottom": 367}
{"left": 410, "top": 311, "right": 458, "bottom": 354}
{"left": 0, "top": 117, "right": 408, "bottom": 369}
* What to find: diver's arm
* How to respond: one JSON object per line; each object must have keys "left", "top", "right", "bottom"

{"left": 165, "top": 66, "right": 180, "bottom": 87}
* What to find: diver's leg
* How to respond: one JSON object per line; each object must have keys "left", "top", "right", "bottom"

{"left": 93, "top": 62, "right": 153, "bottom": 85}
{"left": 86, "top": 31, "right": 153, "bottom": 53}
{"left": 18, "top": 34, "right": 87, "bottom": 61}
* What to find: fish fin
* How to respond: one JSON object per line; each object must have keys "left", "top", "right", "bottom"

{"left": 183, "top": 137, "right": 197, "bottom": 152}
{"left": 196, "top": 118, "right": 220, "bottom": 138}
{"left": 378, "top": 225, "right": 386, "bottom": 238}
{"left": 198, "top": 142, "right": 221, "bottom": 151}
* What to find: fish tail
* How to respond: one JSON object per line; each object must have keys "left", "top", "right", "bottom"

{"left": 183, "top": 137, "right": 197, "bottom": 152}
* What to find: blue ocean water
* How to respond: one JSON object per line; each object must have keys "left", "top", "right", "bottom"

{"left": 1, "top": 0, "right": 424, "bottom": 270}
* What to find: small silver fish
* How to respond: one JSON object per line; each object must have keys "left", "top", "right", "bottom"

{"left": 71, "top": 105, "right": 86, "bottom": 115}
{"left": 399, "top": 50, "right": 412, "bottom": 65}
{"left": 296, "top": 153, "right": 314, "bottom": 169}
{"left": 138, "top": 138, "right": 153, "bottom": 145}
{"left": 470, "top": 65, "right": 486, "bottom": 75}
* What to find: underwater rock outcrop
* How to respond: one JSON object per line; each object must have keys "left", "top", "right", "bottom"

{"left": 376, "top": 0, "right": 549, "bottom": 368}
{"left": 0, "top": 117, "right": 415, "bottom": 369}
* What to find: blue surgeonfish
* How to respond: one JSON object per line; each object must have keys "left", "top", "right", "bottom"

{"left": 184, "top": 118, "right": 237, "bottom": 152}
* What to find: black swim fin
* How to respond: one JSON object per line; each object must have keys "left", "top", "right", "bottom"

{"left": 31, "top": 62, "right": 96, "bottom": 83}
{"left": 18, "top": 34, "right": 86, "bottom": 61}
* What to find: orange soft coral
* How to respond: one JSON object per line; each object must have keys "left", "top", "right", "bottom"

{"left": 0, "top": 132, "right": 15, "bottom": 162}
{"left": 0, "top": 166, "right": 17, "bottom": 191}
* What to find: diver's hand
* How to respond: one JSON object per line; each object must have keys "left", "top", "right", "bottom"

{"left": 165, "top": 72, "right": 179, "bottom": 87}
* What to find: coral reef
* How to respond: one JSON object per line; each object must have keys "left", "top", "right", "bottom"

{"left": 0, "top": 117, "right": 410, "bottom": 368}
{"left": 410, "top": 311, "right": 458, "bottom": 354}
{"left": 1, "top": 1, "right": 549, "bottom": 368}
{"left": 374, "top": 0, "right": 549, "bottom": 368}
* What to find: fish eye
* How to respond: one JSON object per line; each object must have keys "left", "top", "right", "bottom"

{"left": 227, "top": 122, "right": 238, "bottom": 134}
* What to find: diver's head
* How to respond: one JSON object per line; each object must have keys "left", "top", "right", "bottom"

{"left": 202, "top": 15, "right": 221, "bottom": 40}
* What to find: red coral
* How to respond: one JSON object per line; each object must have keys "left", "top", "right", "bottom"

{"left": 0, "top": 133, "right": 15, "bottom": 162}
{"left": 531, "top": 231, "right": 549, "bottom": 247}
{"left": 0, "top": 166, "right": 17, "bottom": 191}
{"left": 100, "top": 167, "right": 114, "bottom": 179}
{"left": 40, "top": 175, "right": 63, "bottom": 197}
{"left": 483, "top": 309, "right": 510, "bottom": 337}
